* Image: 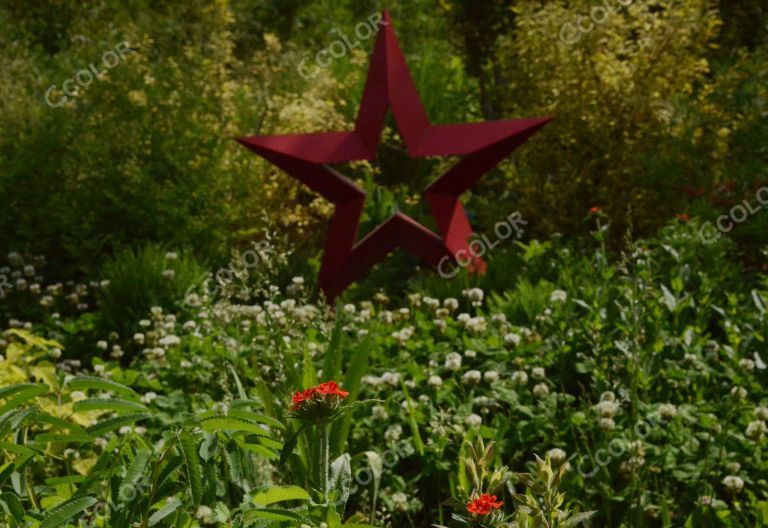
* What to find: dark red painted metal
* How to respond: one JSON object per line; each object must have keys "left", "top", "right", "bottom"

{"left": 237, "top": 11, "right": 552, "bottom": 301}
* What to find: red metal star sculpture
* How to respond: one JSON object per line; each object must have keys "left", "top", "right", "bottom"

{"left": 237, "top": 11, "right": 551, "bottom": 302}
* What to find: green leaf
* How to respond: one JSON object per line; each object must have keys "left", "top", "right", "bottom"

{"left": 86, "top": 413, "right": 149, "bottom": 436}
{"left": 280, "top": 424, "right": 308, "bottom": 466}
{"left": 40, "top": 495, "right": 98, "bottom": 528}
{"left": 0, "top": 384, "right": 49, "bottom": 414}
{"left": 322, "top": 314, "right": 344, "bottom": 383}
{"left": 251, "top": 485, "right": 310, "bottom": 507}
{"left": 0, "top": 492, "right": 24, "bottom": 523}
{"left": 122, "top": 448, "right": 151, "bottom": 490}
{"left": 66, "top": 376, "right": 136, "bottom": 396}
{"left": 242, "top": 507, "right": 305, "bottom": 523}
{"left": 148, "top": 498, "right": 182, "bottom": 526}
{"left": 74, "top": 398, "right": 148, "bottom": 414}
{"left": 399, "top": 380, "right": 424, "bottom": 456}
{"left": 225, "top": 439, "right": 243, "bottom": 485}
{"left": 178, "top": 432, "right": 203, "bottom": 506}
{"left": 200, "top": 416, "right": 270, "bottom": 435}
{"left": 33, "top": 411, "right": 89, "bottom": 435}
{"left": 227, "top": 409, "right": 285, "bottom": 430}
{"left": 34, "top": 433, "right": 93, "bottom": 444}
{"left": 0, "top": 383, "right": 39, "bottom": 400}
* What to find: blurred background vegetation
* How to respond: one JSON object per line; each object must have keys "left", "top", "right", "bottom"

{"left": 0, "top": 0, "right": 766, "bottom": 292}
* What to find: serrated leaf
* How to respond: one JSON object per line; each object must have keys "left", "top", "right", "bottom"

{"left": 227, "top": 409, "right": 285, "bottom": 430}
{"left": 242, "top": 507, "right": 305, "bottom": 523}
{"left": 35, "top": 433, "right": 93, "bottom": 444}
{"left": 0, "top": 492, "right": 24, "bottom": 523}
{"left": 0, "top": 383, "right": 39, "bottom": 400}
{"left": 178, "top": 432, "right": 203, "bottom": 506}
{"left": 200, "top": 416, "right": 270, "bottom": 435}
{"left": 86, "top": 413, "right": 149, "bottom": 436}
{"left": 225, "top": 440, "right": 243, "bottom": 484}
{"left": 66, "top": 376, "right": 135, "bottom": 396}
{"left": 123, "top": 449, "right": 151, "bottom": 489}
{"left": 40, "top": 495, "right": 98, "bottom": 528}
{"left": 251, "top": 485, "right": 310, "bottom": 507}
{"left": 74, "top": 398, "right": 148, "bottom": 414}
{"left": 0, "top": 384, "right": 49, "bottom": 414}
{"left": 148, "top": 498, "right": 182, "bottom": 526}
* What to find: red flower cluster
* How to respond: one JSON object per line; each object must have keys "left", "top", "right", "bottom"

{"left": 466, "top": 494, "right": 504, "bottom": 516}
{"left": 676, "top": 213, "right": 691, "bottom": 221}
{"left": 291, "top": 381, "right": 349, "bottom": 410}
{"left": 589, "top": 206, "right": 602, "bottom": 214}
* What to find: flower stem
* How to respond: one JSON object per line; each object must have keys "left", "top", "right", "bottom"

{"left": 318, "top": 420, "right": 330, "bottom": 503}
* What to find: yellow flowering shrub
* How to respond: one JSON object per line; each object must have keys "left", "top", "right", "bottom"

{"left": 485, "top": 0, "right": 722, "bottom": 237}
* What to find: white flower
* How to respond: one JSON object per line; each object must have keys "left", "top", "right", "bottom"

{"left": 443, "top": 298, "right": 459, "bottom": 311}
{"left": 391, "top": 492, "right": 409, "bottom": 511}
{"left": 141, "top": 392, "right": 158, "bottom": 404}
{"left": 504, "top": 333, "right": 521, "bottom": 347}
{"left": 343, "top": 304, "right": 356, "bottom": 314}
{"left": 445, "top": 352, "right": 462, "bottom": 371}
{"left": 139, "top": 319, "right": 151, "bottom": 328}
{"left": 483, "top": 370, "right": 499, "bottom": 383}
{"left": 427, "top": 375, "right": 443, "bottom": 387}
{"left": 93, "top": 364, "right": 105, "bottom": 374}
{"left": 465, "top": 316, "right": 487, "bottom": 334}
{"left": 533, "top": 383, "right": 549, "bottom": 398}
{"left": 731, "top": 386, "right": 747, "bottom": 400}
{"left": 372, "top": 405, "right": 389, "bottom": 421}
{"left": 550, "top": 289, "right": 567, "bottom": 303}
{"left": 658, "top": 403, "right": 677, "bottom": 419}
{"left": 746, "top": 420, "right": 767, "bottom": 441}
{"left": 96, "top": 340, "right": 108, "bottom": 350}
{"left": 465, "top": 413, "right": 482, "bottom": 428}
{"left": 739, "top": 358, "right": 755, "bottom": 371}
{"left": 133, "top": 333, "right": 145, "bottom": 344}
{"left": 600, "top": 391, "right": 616, "bottom": 402}
{"left": 547, "top": 448, "right": 567, "bottom": 466}
{"left": 599, "top": 417, "right": 615, "bottom": 430}
{"left": 722, "top": 475, "right": 744, "bottom": 494}
{"left": 183, "top": 320, "right": 197, "bottom": 331}
{"left": 511, "top": 370, "right": 528, "bottom": 385}
{"left": 158, "top": 335, "right": 181, "bottom": 347}
{"left": 463, "top": 370, "right": 482, "bottom": 385}
{"left": 196, "top": 505, "right": 214, "bottom": 522}
{"left": 119, "top": 426, "right": 132, "bottom": 435}
{"left": 385, "top": 424, "right": 402, "bottom": 442}
{"left": 161, "top": 269, "right": 175, "bottom": 280}
{"left": 70, "top": 391, "right": 86, "bottom": 401}
{"left": 50, "top": 347, "right": 62, "bottom": 359}
{"left": 165, "top": 252, "right": 178, "bottom": 260}
{"left": 531, "top": 367, "right": 545, "bottom": 380}
{"left": 381, "top": 372, "right": 400, "bottom": 386}
{"left": 755, "top": 407, "right": 768, "bottom": 421}
{"left": 464, "top": 349, "right": 477, "bottom": 358}
{"left": 595, "top": 400, "right": 619, "bottom": 418}
{"left": 362, "top": 375, "right": 383, "bottom": 386}
{"left": 463, "top": 288, "right": 484, "bottom": 306}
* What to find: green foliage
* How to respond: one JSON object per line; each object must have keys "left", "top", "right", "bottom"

{"left": 96, "top": 244, "right": 206, "bottom": 340}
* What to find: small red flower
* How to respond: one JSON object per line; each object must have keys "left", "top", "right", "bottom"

{"left": 589, "top": 206, "right": 602, "bottom": 214}
{"left": 676, "top": 213, "right": 691, "bottom": 221}
{"left": 466, "top": 493, "right": 504, "bottom": 516}
{"left": 291, "top": 381, "right": 349, "bottom": 411}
